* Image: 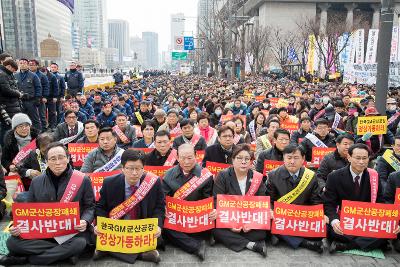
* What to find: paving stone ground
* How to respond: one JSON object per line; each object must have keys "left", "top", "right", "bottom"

{"left": 1, "top": 219, "right": 399, "bottom": 267}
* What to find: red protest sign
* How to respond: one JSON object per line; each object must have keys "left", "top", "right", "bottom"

{"left": 255, "top": 95, "right": 266, "bottom": 101}
{"left": 263, "top": 160, "right": 284, "bottom": 176}
{"left": 144, "top": 166, "right": 172, "bottom": 180}
{"left": 272, "top": 202, "right": 326, "bottom": 238}
{"left": 206, "top": 161, "right": 230, "bottom": 177}
{"left": 130, "top": 147, "right": 155, "bottom": 153}
{"left": 68, "top": 143, "right": 98, "bottom": 167}
{"left": 220, "top": 115, "right": 233, "bottom": 123}
{"left": 164, "top": 196, "right": 214, "bottom": 233}
{"left": 311, "top": 147, "right": 336, "bottom": 167}
{"left": 216, "top": 195, "right": 271, "bottom": 230}
{"left": 269, "top": 98, "right": 279, "bottom": 108}
{"left": 88, "top": 170, "right": 122, "bottom": 201}
{"left": 340, "top": 200, "right": 400, "bottom": 239}
{"left": 196, "top": 150, "right": 205, "bottom": 163}
{"left": 13, "top": 202, "right": 80, "bottom": 239}
{"left": 395, "top": 188, "right": 400, "bottom": 205}
{"left": 281, "top": 122, "right": 298, "bottom": 134}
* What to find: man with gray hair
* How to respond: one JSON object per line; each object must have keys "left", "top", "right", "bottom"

{"left": 162, "top": 143, "right": 216, "bottom": 261}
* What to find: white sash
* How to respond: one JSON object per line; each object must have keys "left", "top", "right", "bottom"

{"left": 94, "top": 149, "right": 125, "bottom": 173}
{"left": 249, "top": 120, "right": 256, "bottom": 141}
{"left": 36, "top": 149, "right": 47, "bottom": 173}
{"left": 59, "top": 122, "right": 84, "bottom": 145}
{"left": 332, "top": 113, "right": 341, "bottom": 129}
{"left": 305, "top": 133, "right": 327, "bottom": 148}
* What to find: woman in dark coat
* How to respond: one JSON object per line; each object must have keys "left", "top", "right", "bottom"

{"left": 212, "top": 144, "right": 267, "bottom": 257}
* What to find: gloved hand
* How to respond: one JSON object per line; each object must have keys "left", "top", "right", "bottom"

{"left": 361, "top": 132, "right": 373, "bottom": 142}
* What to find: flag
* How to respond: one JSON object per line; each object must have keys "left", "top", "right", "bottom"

{"left": 288, "top": 47, "right": 298, "bottom": 62}
{"left": 58, "top": 0, "right": 74, "bottom": 13}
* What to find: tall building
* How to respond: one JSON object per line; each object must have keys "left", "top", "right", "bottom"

{"left": 130, "top": 36, "right": 147, "bottom": 69}
{"left": 142, "top": 32, "right": 159, "bottom": 69}
{"left": 170, "top": 13, "right": 185, "bottom": 49}
{"left": 108, "top": 19, "right": 130, "bottom": 63}
{"left": 1, "top": 0, "right": 72, "bottom": 62}
{"left": 73, "top": 0, "right": 107, "bottom": 49}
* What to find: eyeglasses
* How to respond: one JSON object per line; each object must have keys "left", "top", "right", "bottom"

{"left": 66, "top": 116, "right": 77, "bottom": 119}
{"left": 220, "top": 135, "right": 233, "bottom": 139}
{"left": 235, "top": 156, "right": 251, "bottom": 163}
{"left": 124, "top": 167, "right": 143, "bottom": 173}
{"left": 156, "top": 140, "right": 169, "bottom": 144}
{"left": 16, "top": 123, "right": 30, "bottom": 129}
{"left": 47, "top": 155, "right": 67, "bottom": 162}
{"left": 277, "top": 138, "right": 290, "bottom": 142}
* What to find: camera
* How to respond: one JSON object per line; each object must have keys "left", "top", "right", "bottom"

{"left": 0, "top": 104, "right": 11, "bottom": 126}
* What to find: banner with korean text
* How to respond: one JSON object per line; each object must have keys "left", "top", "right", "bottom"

{"left": 88, "top": 170, "right": 122, "bottom": 201}
{"left": 216, "top": 195, "right": 271, "bottom": 230}
{"left": 144, "top": 166, "right": 171, "bottom": 179}
{"left": 206, "top": 161, "right": 230, "bottom": 177}
{"left": 272, "top": 202, "right": 326, "bottom": 237}
{"left": 196, "top": 150, "right": 205, "bottom": 163}
{"left": 96, "top": 217, "right": 158, "bottom": 254}
{"left": 357, "top": 116, "right": 387, "bottom": 135}
{"left": 68, "top": 143, "right": 98, "bottom": 167}
{"left": 311, "top": 147, "right": 336, "bottom": 166}
{"left": 340, "top": 200, "right": 400, "bottom": 239}
{"left": 395, "top": 188, "right": 400, "bottom": 204}
{"left": 12, "top": 202, "right": 80, "bottom": 239}
{"left": 281, "top": 122, "right": 298, "bottom": 134}
{"left": 263, "top": 160, "right": 284, "bottom": 176}
{"left": 164, "top": 196, "right": 214, "bottom": 233}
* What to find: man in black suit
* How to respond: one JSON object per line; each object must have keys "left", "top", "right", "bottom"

{"left": 323, "top": 143, "right": 399, "bottom": 252}
{"left": 53, "top": 110, "right": 84, "bottom": 143}
{"left": 94, "top": 149, "right": 165, "bottom": 263}
{"left": 202, "top": 125, "right": 236, "bottom": 166}
{"left": 144, "top": 130, "right": 177, "bottom": 166}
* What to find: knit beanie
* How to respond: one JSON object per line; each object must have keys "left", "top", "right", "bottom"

{"left": 12, "top": 113, "right": 32, "bottom": 130}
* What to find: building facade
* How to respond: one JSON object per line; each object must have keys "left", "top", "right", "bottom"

{"left": 108, "top": 19, "right": 130, "bottom": 63}
{"left": 142, "top": 32, "right": 159, "bottom": 69}
{"left": 170, "top": 13, "right": 185, "bottom": 49}
{"left": 130, "top": 36, "right": 147, "bottom": 70}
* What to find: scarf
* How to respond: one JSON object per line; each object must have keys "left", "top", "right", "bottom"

{"left": 199, "top": 126, "right": 210, "bottom": 142}
{"left": 14, "top": 133, "right": 32, "bottom": 150}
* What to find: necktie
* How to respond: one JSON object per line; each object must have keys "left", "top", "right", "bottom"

{"left": 291, "top": 174, "right": 298, "bottom": 184}
{"left": 69, "top": 128, "right": 74, "bottom": 137}
{"left": 128, "top": 185, "right": 139, "bottom": 220}
{"left": 354, "top": 176, "right": 360, "bottom": 196}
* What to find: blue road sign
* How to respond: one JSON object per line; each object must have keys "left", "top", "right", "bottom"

{"left": 184, "top": 36, "right": 194, "bottom": 50}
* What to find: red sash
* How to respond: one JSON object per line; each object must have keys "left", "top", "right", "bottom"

{"left": 170, "top": 123, "right": 182, "bottom": 136}
{"left": 233, "top": 134, "right": 240, "bottom": 145}
{"left": 109, "top": 172, "right": 158, "bottom": 219}
{"left": 164, "top": 149, "right": 177, "bottom": 166}
{"left": 388, "top": 112, "right": 400, "bottom": 125}
{"left": 60, "top": 171, "right": 85, "bottom": 203}
{"left": 173, "top": 168, "right": 212, "bottom": 200}
{"left": 190, "top": 134, "right": 201, "bottom": 147}
{"left": 112, "top": 125, "right": 130, "bottom": 144}
{"left": 246, "top": 171, "right": 263, "bottom": 196}
{"left": 207, "top": 127, "right": 215, "bottom": 143}
{"left": 368, "top": 168, "right": 379, "bottom": 204}
{"left": 12, "top": 139, "right": 37, "bottom": 165}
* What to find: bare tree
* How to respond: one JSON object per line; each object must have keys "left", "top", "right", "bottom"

{"left": 269, "top": 27, "right": 301, "bottom": 70}
{"left": 245, "top": 24, "right": 271, "bottom": 74}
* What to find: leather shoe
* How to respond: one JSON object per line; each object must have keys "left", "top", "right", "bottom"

{"left": 0, "top": 255, "right": 27, "bottom": 266}
{"left": 253, "top": 241, "right": 267, "bottom": 257}
{"left": 209, "top": 234, "right": 216, "bottom": 246}
{"left": 69, "top": 255, "right": 78, "bottom": 265}
{"left": 93, "top": 250, "right": 108, "bottom": 261}
{"left": 393, "top": 239, "right": 400, "bottom": 253}
{"left": 270, "top": 235, "right": 279, "bottom": 246}
{"left": 195, "top": 240, "right": 206, "bottom": 261}
{"left": 140, "top": 250, "right": 160, "bottom": 263}
{"left": 329, "top": 241, "right": 355, "bottom": 253}
{"left": 300, "top": 240, "right": 323, "bottom": 254}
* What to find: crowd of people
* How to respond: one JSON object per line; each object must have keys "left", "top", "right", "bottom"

{"left": 0, "top": 52, "right": 399, "bottom": 265}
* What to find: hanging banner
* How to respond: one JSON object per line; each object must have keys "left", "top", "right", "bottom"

{"left": 12, "top": 202, "right": 80, "bottom": 239}
{"left": 96, "top": 217, "right": 158, "bottom": 254}
{"left": 272, "top": 202, "right": 326, "bottom": 238}
{"left": 216, "top": 195, "right": 271, "bottom": 230}
{"left": 365, "top": 29, "right": 379, "bottom": 64}
{"left": 340, "top": 200, "right": 400, "bottom": 239}
{"left": 357, "top": 116, "right": 387, "bottom": 135}
{"left": 391, "top": 26, "right": 399, "bottom": 62}
{"left": 307, "top": 35, "right": 316, "bottom": 74}
{"left": 343, "top": 62, "right": 400, "bottom": 87}
{"left": 68, "top": 143, "right": 98, "bottom": 167}
{"left": 349, "top": 32, "right": 356, "bottom": 64}
{"left": 58, "top": 0, "right": 74, "bottom": 13}
{"left": 88, "top": 170, "right": 122, "bottom": 201}
{"left": 164, "top": 196, "right": 214, "bottom": 233}
{"left": 355, "top": 29, "right": 365, "bottom": 64}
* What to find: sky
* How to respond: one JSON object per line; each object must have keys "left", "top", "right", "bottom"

{"left": 107, "top": 0, "right": 199, "bottom": 52}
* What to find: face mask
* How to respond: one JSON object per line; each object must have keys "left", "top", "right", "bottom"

{"left": 322, "top": 97, "right": 330, "bottom": 104}
{"left": 388, "top": 105, "right": 397, "bottom": 111}
{"left": 348, "top": 108, "right": 357, "bottom": 116}
{"left": 215, "top": 110, "right": 222, "bottom": 116}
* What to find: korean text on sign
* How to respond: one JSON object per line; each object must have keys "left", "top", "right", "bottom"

{"left": 395, "top": 188, "right": 400, "bottom": 205}
{"left": 216, "top": 195, "right": 271, "bottom": 230}
{"left": 281, "top": 122, "right": 298, "bottom": 135}
{"left": 96, "top": 217, "right": 158, "bottom": 254}
{"left": 206, "top": 161, "right": 231, "bottom": 177}
{"left": 311, "top": 147, "right": 336, "bottom": 166}
{"left": 340, "top": 200, "right": 400, "bottom": 239}
{"left": 12, "top": 202, "right": 80, "bottom": 239}
{"left": 89, "top": 170, "right": 122, "bottom": 201}
{"left": 164, "top": 196, "right": 214, "bottom": 233}
{"left": 357, "top": 116, "right": 388, "bottom": 136}
{"left": 272, "top": 202, "right": 326, "bottom": 238}
{"left": 68, "top": 143, "right": 98, "bottom": 167}
{"left": 144, "top": 166, "right": 172, "bottom": 180}
{"left": 263, "top": 160, "right": 284, "bottom": 176}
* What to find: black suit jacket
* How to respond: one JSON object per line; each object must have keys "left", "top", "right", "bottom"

{"left": 384, "top": 170, "right": 400, "bottom": 204}
{"left": 202, "top": 144, "right": 235, "bottom": 167}
{"left": 95, "top": 173, "right": 165, "bottom": 227}
{"left": 53, "top": 122, "right": 83, "bottom": 142}
{"left": 322, "top": 166, "right": 384, "bottom": 223}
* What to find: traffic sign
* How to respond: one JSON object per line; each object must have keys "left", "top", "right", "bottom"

{"left": 171, "top": 51, "right": 188, "bottom": 60}
{"left": 184, "top": 36, "right": 194, "bottom": 50}
{"left": 174, "top": 36, "right": 184, "bottom": 50}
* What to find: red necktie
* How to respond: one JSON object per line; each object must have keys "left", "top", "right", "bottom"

{"left": 354, "top": 176, "right": 360, "bottom": 196}
{"left": 128, "top": 185, "right": 139, "bottom": 220}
